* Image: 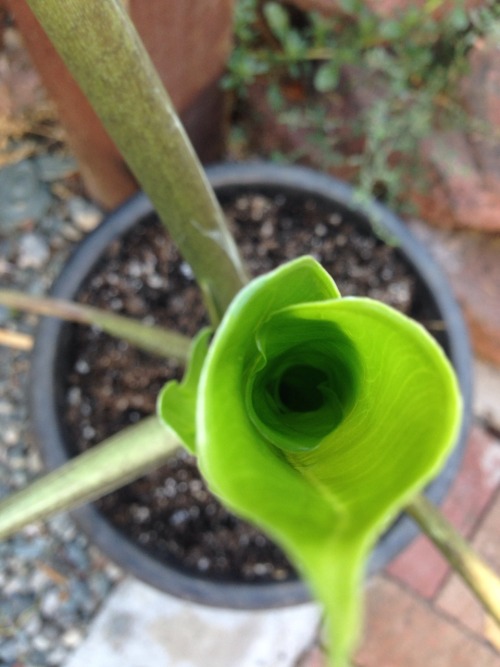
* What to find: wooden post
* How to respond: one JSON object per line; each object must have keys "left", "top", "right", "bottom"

{"left": 130, "top": 1, "right": 234, "bottom": 165}
{"left": 6, "top": 0, "right": 234, "bottom": 208}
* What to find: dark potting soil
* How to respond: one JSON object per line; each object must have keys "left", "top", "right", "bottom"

{"left": 63, "top": 189, "right": 443, "bottom": 583}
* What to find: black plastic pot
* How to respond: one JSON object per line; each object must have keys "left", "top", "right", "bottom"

{"left": 30, "top": 162, "right": 472, "bottom": 609}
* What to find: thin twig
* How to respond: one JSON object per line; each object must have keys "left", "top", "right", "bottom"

{"left": 0, "top": 289, "right": 191, "bottom": 361}
{"left": 0, "top": 328, "right": 33, "bottom": 351}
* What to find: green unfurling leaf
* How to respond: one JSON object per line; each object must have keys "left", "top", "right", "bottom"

{"left": 158, "top": 256, "right": 462, "bottom": 667}
{"left": 314, "top": 61, "right": 340, "bottom": 92}
{"left": 157, "top": 328, "right": 212, "bottom": 453}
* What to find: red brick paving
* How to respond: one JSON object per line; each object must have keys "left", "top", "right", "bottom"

{"left": 387, "top": 425, "right": 500, "bottom": 598}
{"left": 408, "top": 220, "right": 500, "bottom": 365}
{"left": 437, "top": 491, "right": 500, "bottom": 645}
{"left": 355, "top": 576, "right": 499, "bottom": 667}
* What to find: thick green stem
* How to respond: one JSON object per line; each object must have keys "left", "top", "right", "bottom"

{"left": 406, "top": 494, "right": 500, "bottom": 627}
{"left": 0, "top": 289, "right": 191, "bottom": 361}
{"left": 0, "top": 417, "right": 179, "bottom": 539}
{"left": 25, "top": 0, "right": 247, "bottom": 322}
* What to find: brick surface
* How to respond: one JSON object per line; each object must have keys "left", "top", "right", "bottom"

{"left": 387, "top": 426, "right": 500, "bottom": 598}
{"left": 415, "top": 33, "right": 500, "bottom": 233}
{"left": 409, "top": 220, "right": 500, "bottom": 365}
{"left": 355, "top": 576, "right": 500, "bottom": 667}
{"left": 461, "top": 36, "right": 500, "bottom": 188}
{"left": 415, "top": 129, "right": 500, "bottom": 232}
{"left": 437, "top": 491, "right": 500, "bottom": 646}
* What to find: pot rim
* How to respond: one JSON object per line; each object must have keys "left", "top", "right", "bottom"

{"left": 29, "top": 161, "right": 473, "bottom": 609}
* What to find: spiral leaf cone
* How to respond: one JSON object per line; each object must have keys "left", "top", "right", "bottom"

{"left": 158, "top": 256, "right": 462, "bottom": 667}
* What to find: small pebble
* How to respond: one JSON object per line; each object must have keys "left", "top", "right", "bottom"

{"left": 179, "top": 262, "right": 194, "bottom": 279}
{"left": 17, "top": 233, "right": 50, "bottom": 269}
{"left": 41, "top": 589, "right": 63, "bottom": 617}
{"left": 62, "top": 627, "right": 84, "bottom": 648}
{"left": 24, "top": 613, "right": 42, "bottom": 637}
{"left": 0, "top": 638, "right": 19, "bottom": 662}
{"left": 197, "top": 557, "right": 210, "bottom": 571}
{"left": 47, "top": 646, "right": 69, "bottom": 666}
{"left": 4, "top": 426, "right": 19, "bottom": 445}
{"left": 33, "top": 634, "right": 52, "bottom": 652}
{"left": 65, "top": 539, "right": 91, "bottom": 571}
{"left": 61, "top": 222, "right": 83, "bottom": 242}
{"left": 0, "top": 400, "right": 14, "bottom": 415}
{"left": 0, "top": 258, "right": 11, "bottom": 276}
{"left": 69, "top": 197, "right": 103, "bottom": 232}
{"left": 260, "top": 220, "right": 274, "bottom": 238}
{"left": 0, "top": 160, "right": 51, "bottom": 228}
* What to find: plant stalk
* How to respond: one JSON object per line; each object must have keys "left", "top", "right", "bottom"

{"left": 1, "top": 428, "right": 500, "bottom": 629}
{"left": 0, "top": 289, "right": 191, "bottom": 361}
{"left": 0, "top": 417, "right": 179, "bottom": 540}
{"left": 406, "top": 494, "right": 500, "bottom": 627}
{"left": 24, "top": 0, "right": 248, "bottom": 322}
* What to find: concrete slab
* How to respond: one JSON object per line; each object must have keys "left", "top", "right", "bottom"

{"left": 64, "top": 577, "right": 322, "bottom": 667}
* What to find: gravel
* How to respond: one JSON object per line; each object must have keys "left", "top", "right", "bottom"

{"left": 0, "top": 155, "right": 118, "bottom": 667}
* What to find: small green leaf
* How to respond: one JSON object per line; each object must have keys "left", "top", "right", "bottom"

{"left": 157, "top": 328, "right": 211, "bottom": 453}
{"left": 449, "top": 8, "right": 469, "bottom": 30}
{"left": 378, "top": 19, "right": 404, "bottom": 41}
{"left": 282, "top": 30, "right": 308, "bottom": 60}
{"left": 314, "top": 62, "right": 340, "bottom": 93}
{"left": 266, "top": 82, "right": 286, "bottom": 112}
{"left": 263, "top": 1, "right": 291, "bottom": 41}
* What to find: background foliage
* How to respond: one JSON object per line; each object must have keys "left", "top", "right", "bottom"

{"left": 225, "top": 0, "right": 500, "bottom": 206}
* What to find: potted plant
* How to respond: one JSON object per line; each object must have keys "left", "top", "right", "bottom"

{"left": 23, "top": 160, "right": 472, "bottom": 613}
{"left": 0, "top": 2, "right": 499, "bottom": 666}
